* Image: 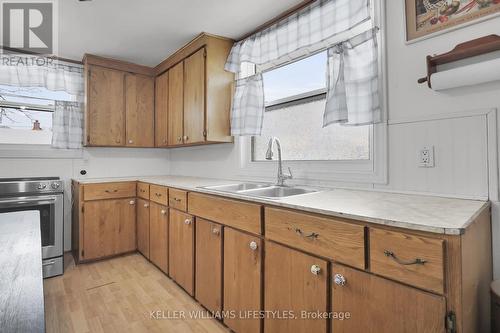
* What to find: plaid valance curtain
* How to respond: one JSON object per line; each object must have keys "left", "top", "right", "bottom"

{"left": 225, "top": 0, "right": 380, "bottom": 136}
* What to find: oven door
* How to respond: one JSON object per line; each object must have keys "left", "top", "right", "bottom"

{"left": 0, "top": 194, "right": 63, "bottom": 259}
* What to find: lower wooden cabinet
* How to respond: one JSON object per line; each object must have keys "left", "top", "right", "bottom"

{"left": 82, "top": 198, "right": 136, "bottom": 260}
{"left": 149, "top": 202, "right": 169, "bottom": 273}
{"left": 265, "top": 242, "right": 328, "bottom": 333}
{"left": 137, "top": 198, "right": 150, "bottom": 259}
{"left": 331, "top": 264, "right": 447, "bottom": 333}
{"left": 169, "top": 209, "right": 195, "bottom": 295}
{"left": 223, "top": 228, "right": 262, "bottom": 333}
{"left": 195, "top": 218, "right": 223, "bottom": 313}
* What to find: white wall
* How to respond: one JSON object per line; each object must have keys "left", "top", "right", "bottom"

{"left": 168, "top": 4, "right": 500, "bottom": 273}
{"left": 0, "top": 148, "right": 170, "bottom": 251}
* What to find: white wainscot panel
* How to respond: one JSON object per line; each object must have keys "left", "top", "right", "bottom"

{"left": 375, "top": 115, "right": 489, "bottom": 199}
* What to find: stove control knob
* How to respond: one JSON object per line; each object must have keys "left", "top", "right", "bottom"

{"left": 37, "top": 183, "right": 47, "bottom": 190}
{"left": 51, "top": 182, "right": 60, "bottom": 189}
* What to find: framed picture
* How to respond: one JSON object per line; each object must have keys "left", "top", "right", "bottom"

{"left": 405, "top": 0, "right": 500, "bottom": 43}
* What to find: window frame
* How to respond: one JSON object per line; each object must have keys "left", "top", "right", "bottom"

{"left": 238, "top": 0, "right": 387, "bottom": 184}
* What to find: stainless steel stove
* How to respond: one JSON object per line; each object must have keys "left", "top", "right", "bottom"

{"left": 0, "top": 177, "right": 64, "bottom": 278}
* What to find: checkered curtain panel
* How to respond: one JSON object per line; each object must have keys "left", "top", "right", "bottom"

{"left": 51, "top": 101, "right": 83, "bottom": 149}
{"left": 323, "top": 29, "right": 381, "bottom": 127}
{"left": 225, "top": 0, "right": 372, "bottom": 136}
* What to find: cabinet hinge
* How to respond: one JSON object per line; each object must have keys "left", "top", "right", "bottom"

{"left": 81, "top": 205, "right": 84, "bottom": 213}
{"left": 86, "top": 135, "right": 90, "bottom": 144}
{"left": 445, "top": 312, "right": 456, "bottom": 333}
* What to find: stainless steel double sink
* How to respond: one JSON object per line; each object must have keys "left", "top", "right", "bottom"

{"left": 200, "top": 182, "right": 320, "bottom": 199}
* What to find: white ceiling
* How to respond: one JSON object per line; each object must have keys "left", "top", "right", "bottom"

{"left": 58, "top": 0, "right": 303, "bottom": 66}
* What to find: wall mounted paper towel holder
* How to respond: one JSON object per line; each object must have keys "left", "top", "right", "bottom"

{"left": 418, "top": 34, "right": 500, "bottom": 89}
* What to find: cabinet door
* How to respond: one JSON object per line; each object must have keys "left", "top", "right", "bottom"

{"left": 265, "top": 242, "right": 328, "bottom": 333}
{"left": 195, "top": 218, "right": 222, "bottom": 312}
{"left": 169, "top": 209, "right": 194, "bottom": 295}
{"left": 137, "top": 198, "right": 150, "bottom": 259}
{"left": 82, "top": 198, "right": 135, "bottom": 260}
{"left": 155, "top": 71, "right": 169, "bottom": 147}
{"left": 115, "top": 198, "right": 137, "bottom": 254}
{"left": 150, "top": 202, "right": 169, "bottom": 273}
{"left": 332, "top": 264, "right": 446, "bottom": 333}
{"left": 87, "top": 65, "right": 125, "bottom": 146}
{"left": 168, "top": 61, "right": 184, "bottom": 145}
{"left": 125, "top": 73, "right": 154, "bottom": 147}
{"left": 183, "top": 48, "right": 205, "bottom": 144}
{"left": 224, "top": 228, "right": 262, "bottom": 333}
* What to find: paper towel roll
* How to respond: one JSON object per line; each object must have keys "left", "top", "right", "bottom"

{"left": 431, "top": 57, "right": 500, "bottom": 91}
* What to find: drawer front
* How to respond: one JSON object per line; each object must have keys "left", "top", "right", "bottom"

{"left": 265, "top": 207, "right": 365, "bottom": 269}
{"left": 83, "top": 182, "right": 136, "bottom": 201}
{"left": 188, "top": 193, "right": 261, "bottom": 235}
{"left": 150, "top": 184, "right": 168, "bottom": 205}
{"left": 169, "top": 188, "right": 187, "bottom": 212}
{"left": 370, "top": 228, "right": 444, "bottom": 294}
{"left": 137, "top": 182, "right": 150, "bottom": 200}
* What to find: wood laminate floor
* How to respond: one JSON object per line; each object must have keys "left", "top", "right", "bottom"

{"left": 44, "top": 253, "right": 229, "bottom": 333}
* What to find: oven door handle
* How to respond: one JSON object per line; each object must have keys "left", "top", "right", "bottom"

{"left": 0, "top": 195, "right": 60, "bottom": 208}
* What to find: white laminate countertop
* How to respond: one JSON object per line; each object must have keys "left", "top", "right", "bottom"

{"left": 75, "top": 175, "right": 490, "bottom": 235}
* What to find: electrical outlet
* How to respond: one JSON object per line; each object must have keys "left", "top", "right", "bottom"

{"left": 418, "top": 146, "right": 435, "bottom": 168}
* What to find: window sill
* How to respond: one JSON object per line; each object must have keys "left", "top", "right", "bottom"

{"left": 0, "top": 144, "right": 83, "bottom": 159}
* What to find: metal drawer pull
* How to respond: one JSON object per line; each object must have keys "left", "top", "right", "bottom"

{"left": 155, "top": 193, "right": 162, "bottom": 197}
{"left": 129, "top": 200, "right": 135, "bottom": 205}
{"left": 212, "top": 228, "right": 220, "bottom": 235}
{"left": 184, "top": 219, "right": 192, "bottom": 225}
{"left": 144, "top": 203, "right": 149, "bottom": 208}
{"left": 310, "top": 265, "right": 321, "bottom": 275}
{"left": 171, "top": 197, "right": 182, "bottom": 202}
{"left": 160, "top": 209, "right": 167, "bottom": 215}
{"left": 43, "top": 260, "right": 56, "bottom": 266}
{"left": 384, "top": 250, "right": 427, "bottom": 265}
{"left": 105, "top": 189, "right": 118, "bottom": 193}
{"left": 334, "top": 274, "right": 346, "bottom": 286}
{"left": 295, "top": 228, "right": 319, "bottom": 239}
{"left": 249, "top": 241, "right": 258, "bottom": 251}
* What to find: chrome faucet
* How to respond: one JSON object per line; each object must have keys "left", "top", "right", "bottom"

{"left": 266, "top": 137, "right": 293, "bottom": 186}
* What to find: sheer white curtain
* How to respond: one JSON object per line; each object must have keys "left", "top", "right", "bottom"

{"left": 0, "top": 55, "right": 84, "bottom": 148}
{"left": 225, "top": 0, "right": 379, "bottom": 136}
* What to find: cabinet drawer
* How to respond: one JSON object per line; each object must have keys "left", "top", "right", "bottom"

{"left": 150, "top": 184, "right": 168, "bottom": 205}
{"left": 370, "top": 228, "right": 444, "bottom": 294}
{"left": 188, "top": 193, "right": 261, "bottom": 235}
{"left": 83, "top": 182, "right": 136, "bottom": 201}
{"left": 169, "top": 188, "right": 187, "bottom": 212}
{"left": 137, "top": 182, "right": 150, "bottom": 200}
{"left": 265, "top": 208, "right": 365, "bottom": 269}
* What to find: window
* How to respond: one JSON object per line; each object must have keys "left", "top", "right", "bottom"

{"left": 251, "top": 52, "right": 371, "bottom": 162}
{"left": 0, "top": 85, "right": 73, "bottom": 145}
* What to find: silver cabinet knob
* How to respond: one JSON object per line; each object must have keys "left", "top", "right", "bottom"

{"left": 115, "top": 138, "right": 121, "bottom": 143}
{"left": 184, "top": 219, "right": 192, "bottom": 225}
{"left": 334, "top": 274, "right": 346, "bottom": 286}
{"left": 249, "top": 241, "right": 258, "bottom": 251}
{"left": 129, "top": 200, "right": 135, "bottom": 205}
{"left": 160, "top": 209, "right": 167, "bottom": 215}
{"left": 177, "top": 136, "right": 182, "bottom": 142}
{"left": 128, "top": 139, "right": 133, "bottom": 144}
{"left": 144, "top": 203, "right": 149, "bottom": 208}
{"left": 311, "top": 265, "right": 321, "bottom": 275}
{"left": 183, "top": 135, "right": 189, "bottom": 141}
{"left": 212, "top": 228, "right": 220, "bottom": 235}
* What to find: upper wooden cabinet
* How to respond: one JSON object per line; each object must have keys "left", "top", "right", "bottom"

{"left": 84, "top": 33, "right": 234, "bottom": 148}
{"left": 83, "top": 54, "right": 155, "bottom": 147}
{"left": 155, "top": 33, "right": 234, "bottom": 147}
{"left": 155, "top": 72, "right": 169, "bottom": 147}
{"left": 125, "top": 73, "right": 154, "bottom": 147}
{"left": 167, "top": 61, "right": 184, "bottom": 146}
{"left": 183, "top": 48, "right": 205, "bottom": 144}
{"left": 85, "top": 65, "right": 125, "bottom": 146}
